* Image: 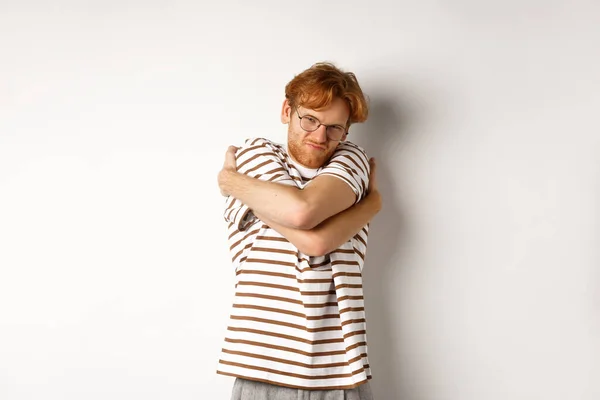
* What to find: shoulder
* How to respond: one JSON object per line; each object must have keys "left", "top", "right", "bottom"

{"left": 335, "top": 141, "right": 368, "bottom": 158}
{"left": 328, "top": 141, "right": 370, "bottom": 173}
{"left": 237, "top": 137, "right": 285, "bottom": 158}
{"left": 238, "top": 137, "right": 283, "bottom": 152}
{"left": 236, "top": 137, "right": 289, "bottom": 172}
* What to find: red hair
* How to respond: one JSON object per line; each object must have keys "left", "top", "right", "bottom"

{"left": 285, "top": 62, "right": 368, "bottom": 127}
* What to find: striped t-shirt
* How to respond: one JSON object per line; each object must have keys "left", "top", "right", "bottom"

{"left": 217, "top": 137, "right": 372, "bottom": 390}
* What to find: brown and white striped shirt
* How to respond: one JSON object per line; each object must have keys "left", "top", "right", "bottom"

{"left": 217, "top": 137, "right": 372, "bottom": 390}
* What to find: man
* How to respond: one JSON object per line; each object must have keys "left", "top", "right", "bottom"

{"left": 217, "top": 62, "right": 382, "bottom": 399}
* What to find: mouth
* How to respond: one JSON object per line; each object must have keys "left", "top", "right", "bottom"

{"left": 305, "top": 142, "right": 325, "bottom": 151}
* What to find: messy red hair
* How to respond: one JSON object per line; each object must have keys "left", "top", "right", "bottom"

{"left": 285, "top": 62, "right": 368, "bottom": 127}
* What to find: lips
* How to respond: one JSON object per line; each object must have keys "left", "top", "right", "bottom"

{"left": 305, "top": 142, "right": 325, "bottom": 150}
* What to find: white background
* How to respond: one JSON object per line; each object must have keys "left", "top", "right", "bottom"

{"left": 1, "top": 1, "right": 599, "bottom": 399}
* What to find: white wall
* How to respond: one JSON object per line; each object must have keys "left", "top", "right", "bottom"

{"left": 1, "top": 1, "right": 599, "bottom": 399}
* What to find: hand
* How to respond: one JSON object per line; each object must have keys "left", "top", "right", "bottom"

{"left": 367, "top": 157, "right": 382, "bottom": 212}
{"left": 218, "top": 145, "right": 239, "bottom": 196}
{"left": 367, "top": 157, "right": 378, "bottom": 194}
{"left": 222, "top": 145, "right": 238, "bottom": 172}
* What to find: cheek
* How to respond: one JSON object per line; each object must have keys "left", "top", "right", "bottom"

{"left": 294, "top": 131, "right": 310, "bottom": 143}
{"left": 323, "top": 146, "right": 337, "bottom": 160}
{"left": 327, "top": 143, "right": 339, "bottom": 154}
{"left": 288, "top": 125, "right": 301, "bottom": 137}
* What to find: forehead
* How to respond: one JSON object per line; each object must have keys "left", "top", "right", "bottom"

{"left": 298, "top": 97, "right": 349, "bottom": 124}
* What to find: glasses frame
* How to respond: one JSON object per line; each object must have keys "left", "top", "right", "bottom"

{"left": 295, "top": 108, "right": 348, "bottom": 142}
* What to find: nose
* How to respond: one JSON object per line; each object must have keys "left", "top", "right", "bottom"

{"left": 312, "top": 125, "right": 328, "bottom": 143}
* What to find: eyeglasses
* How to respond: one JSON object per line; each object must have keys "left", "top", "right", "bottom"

{"left": 296, "top": 108, "right": 347, "bottom": 142}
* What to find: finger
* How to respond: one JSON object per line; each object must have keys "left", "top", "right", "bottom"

{"left": 368, "top": 158, "right": 378, "bottom": 191}
{"left": 226, "top": 146, "right": 240, "bottom": 161}
{"left": 223, "top": 146, "right": 238, "bottom": 170}
{"left": 226, "top": 150, "right": 237, "bottom": 161}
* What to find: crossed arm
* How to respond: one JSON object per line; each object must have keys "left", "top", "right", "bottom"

{"left": 218, "top": 145, "right": 382, "bottom": 256}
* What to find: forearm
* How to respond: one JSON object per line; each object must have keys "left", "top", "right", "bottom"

{"left": 309, "top": 191, "right": 381, "bottom": 255}
{"left": 255, "top": 191, "right": 382, "bottom": 257}
{"left": 219, "top": 169, "right": 306, "bottom": 228}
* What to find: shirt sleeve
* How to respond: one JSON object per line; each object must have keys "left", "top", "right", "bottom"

{"left": 316, "top": 141, "right": 370, "bottom": 203}
{"left": 223, "top": 137, "right": 298, "bottom": 231}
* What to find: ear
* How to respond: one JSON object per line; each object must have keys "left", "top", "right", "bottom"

{"left": 280, "top": 99, "right": 292, "bottom": 124}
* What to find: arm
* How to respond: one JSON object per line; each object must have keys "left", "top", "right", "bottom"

{"left": 219, "top": 168, "right": 308, "bottom": 229}
{"left": 255, "top": 157, "right": 381, "bottom": 257}
{"left": 256, "top": 190, "right": 381, "bottom": 257}
{"left": 219, "top": 142, "right": 369, "bottom": 230}
{"left": 220, "top": 139, "right": 305, "bottom": 231}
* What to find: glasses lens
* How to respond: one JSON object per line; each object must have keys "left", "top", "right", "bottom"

{"left": 326, "top": 126, "right": 346, "bottom": 141}
{"left": 300, "top": 115, "right": 319, "bottom": 131}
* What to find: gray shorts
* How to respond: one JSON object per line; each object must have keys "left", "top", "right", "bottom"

{"left": 230, "top": 378, "right": 374, "bottom": 400}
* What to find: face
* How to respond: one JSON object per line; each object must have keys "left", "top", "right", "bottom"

{"left": 280, "top": 97, "right": 349, "bottom": 169}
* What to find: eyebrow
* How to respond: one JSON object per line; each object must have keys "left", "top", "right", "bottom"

{"left": 301, "top": 110, "right": 347, "bottom": 127}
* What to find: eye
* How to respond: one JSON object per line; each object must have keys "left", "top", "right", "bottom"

{"left": 305, "top": 116, "right": 318, "bottom": 124}
{"left": 331, "top": 125, "right": 345, "bottom": 134}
